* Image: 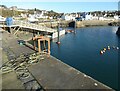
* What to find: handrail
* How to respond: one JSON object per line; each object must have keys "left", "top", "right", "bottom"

{"left": 13, "top": 20, "right": 57, "bottom": 33}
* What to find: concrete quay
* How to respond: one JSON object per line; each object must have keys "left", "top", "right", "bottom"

{"left": 1, "top": 29, "right": 114, "bottom": 90}
{"left": 28, "top": 55, "right": 113, "bottom": 90}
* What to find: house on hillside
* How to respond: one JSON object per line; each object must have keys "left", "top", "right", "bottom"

{"left": 114, "top": 15, "right": 120, "bottom": 20}
{"left": 85, "top": 13, "right": 92, "bottom": 20}
{"left": 35, "top": 10, "right": 48, "bottom": 19}
{"left": 0, "top": 15, "right": 6, "bottom": 22}
{"left": 61, "top": 13, "right": 76, "bottom": 21}
{"left": 27, "top": 14, "right": 39, "bottom": 23}
{"left": 9, "top": 6, "right": 17, "bottom": 10}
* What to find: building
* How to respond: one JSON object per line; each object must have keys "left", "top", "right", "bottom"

{"left": 27, "top": 14, "right": 39, "bottom": 22}
{"left": 85, "top": 14, "right": 92, "bottom": 20}
{"left": 17, "top": 8, "right": 26, "bottom": 12}
{"left": 61, "top": 14, "right": 76, "bottom": 21}
{"left": 35, "top": 10, "right": 48, "bottom": 19}
{"left": 0, "top": 5, "right": 7, "bottom": 10}
{"left": 9, "top": 6, "right": 17, "bottom": 10}
{"left": 114, "top": 15, "right": 120, "bottom": 20}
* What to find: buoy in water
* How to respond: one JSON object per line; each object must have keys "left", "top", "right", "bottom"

{"left": 103, "top": 48, "right": 106, "bottom": 51}
{"left": 100, "top": 51, "right": 103, "bottom": 54}
{"left": 107, "top": 46, "right": 110, "bottom": 50}
{"left": 103, "top": 50, "right": 105, "bottom": 53}
{"left": 112, "top": 46, "right": 115, "bottom": 49}
{"left": 108, "top": 47, "right": 110, "bottom": 50}
{"left": 56, "top": 41, "right": 61, "bottom": 44}
{"left": 116, "top": 47, "right": 119, "bottom": 50}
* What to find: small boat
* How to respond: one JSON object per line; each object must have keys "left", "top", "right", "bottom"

{"left": 65, "top": 30, "right": 74, "bottom": 34}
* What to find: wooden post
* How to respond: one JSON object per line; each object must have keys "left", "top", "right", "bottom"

{"left": 33, "top": 30, "right": 35, "bottom": 37}
{"left": 38, "top": 39, "right": 41, "bottom": 53}
{"left": 34, "top": 40, "right": 36, "bottom": 50}
{"left": 10, "top": 26, "right": 12, "bottom": 34}
{"left": 3, "top": 22, "right": 5, "bottom": 30}
{"left": 43, "top": 40, "right": 46, "bottom": 50}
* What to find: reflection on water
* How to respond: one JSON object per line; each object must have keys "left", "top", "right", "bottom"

{"left": 51, "top": 26, "right": 119, "bottom": 90}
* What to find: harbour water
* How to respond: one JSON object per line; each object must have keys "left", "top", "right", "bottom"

{"left": 51, "top": 26, "right": 119, "bottom": 90}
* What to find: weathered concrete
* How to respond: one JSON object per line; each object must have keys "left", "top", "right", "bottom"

{"left": 2, "top": 72, "right": 25, "bottom": 89}
{"left": 1, "top": 30, "right": 114, "bottom": 90}
{"left": 39, "top": 20, "right": 116, "bottom": 28}
{"left": 1, "top": 30, "right": 35, "bottom": 90}
{"left": 28, "top": 56, "right": 113, "bottom": 90}
{"left": 2, "top": 31, "right": 35, "bottom": 59}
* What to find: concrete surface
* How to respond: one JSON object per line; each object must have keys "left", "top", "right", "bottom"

{"left": 2, "top": 72, "right": 25, "bottom": 89}
{"left": 28, "top": 56, "right": 114, "bottom": 90}
{"left": 1, "top": 29, "right": 114, "bottom": 90}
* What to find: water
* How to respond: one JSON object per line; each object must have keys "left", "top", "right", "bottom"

{"left": 51, "top": 26, "right": 119, "bottom": 90}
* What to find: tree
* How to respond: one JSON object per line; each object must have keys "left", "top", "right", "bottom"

{"left": 0, "top": 5, "right": 7, "bottom": 9}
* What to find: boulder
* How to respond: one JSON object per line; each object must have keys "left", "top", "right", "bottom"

{"left": 116, "top": 27, "right": 120, "bottom": 36}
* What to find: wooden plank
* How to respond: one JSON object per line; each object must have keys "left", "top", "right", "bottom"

{"left": 14, "top": 27, "right": 21, "bottom": 35}
{"left": 38, "top": 39, "right": 41, "bottom": 53}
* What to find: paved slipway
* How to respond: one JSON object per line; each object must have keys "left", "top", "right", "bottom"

{"left": 1, "top": 29, "right": 114, "bottom": 90}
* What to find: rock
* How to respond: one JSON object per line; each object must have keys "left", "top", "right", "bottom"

{"left": 94, "top": 83, "right": 98, "bottom": 86}
{"left": 116, "top": 27, "right": 120, "bottom": 36}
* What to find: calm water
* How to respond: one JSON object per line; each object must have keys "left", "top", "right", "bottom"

{"left": 51, "top": 26, "right": 119, "bottom": 90}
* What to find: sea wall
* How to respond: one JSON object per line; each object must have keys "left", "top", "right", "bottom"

{"left": 38, "top": 20, "right": 118, "bottom": 28}
{"left": 76, "top": 20, "right": 110, "bottom": 27}
{"left": 38, "top": 21, "right": 69, "bottom": 28}
{"left": 116, "top": 26, "right": 120, "bottom": 36}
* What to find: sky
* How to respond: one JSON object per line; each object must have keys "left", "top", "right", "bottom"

{"left": 1, "top": 2, "right": 119, "bottom": 13}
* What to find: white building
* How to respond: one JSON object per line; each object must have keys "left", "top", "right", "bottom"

{"left": 20, "top": 13, "right": 27, "bottom": 18}
{"left": 61, "top": 14, "right": 76, "bottom": 21}
{"left": 99, "top": 17, "right": 104, "bottom": 20}
{"left": 0, "top": 15, "right": 6, "bottom": 22}
{"left": 85, "top": 14, "right": 93, "bottom": 20}
{"left": 35, "top": 10, "right": 48, "bottom": 19}
{"left": 17, "top": 8, "right": 26, "bottom": 12}
{"left": 92, "top": 16, "right": 99, "bottom": 20}
{"left": 114, "top": 15, "right": 120, "bottom": 20}
{"left": 9, "top": 6, "right": 17, "bottom": 10}
{"left": 27, "top": 14, "right": 39, "bottom": 22}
